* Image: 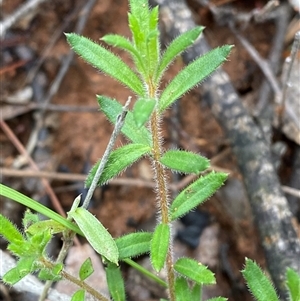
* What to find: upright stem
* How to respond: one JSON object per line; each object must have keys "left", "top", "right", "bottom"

{"left": 150, "top": 108, "right": 176, "bottom": 301}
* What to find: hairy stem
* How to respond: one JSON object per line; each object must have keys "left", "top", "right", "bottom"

{"left": 150, "top": 109, "right": 176, "bottom": 301}
{"left": 41, "top": 258, "right": 109, "bottom": 301}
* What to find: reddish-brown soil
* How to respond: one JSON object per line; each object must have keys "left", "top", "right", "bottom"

{"left": 1, "top": 0, "right": 298, "bottom": 300}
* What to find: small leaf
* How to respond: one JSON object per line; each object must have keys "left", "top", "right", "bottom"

{"left": 175, "top": 277, "right": 190, "bottom": 301}
{"left": 156, "top": 26, "right": 204, "bottom": 82}
{"left": 191, "top": 284, "right": 202, "bottom": 301}
{"left": 26, "top": 220, "right": 66, "bottom": 236}
{"left": 85, "top": 143, "right": 151, "bottom": 187}
{"left": 22, "top": 210, "right": 39, "bottom": 230}
{"left": 79, "top": 257, "right": 94, "bottom": 281}
{"left": 30, "top": 228, "right": 52, "bottom": 254}
{"left": 170, "top": 172, "right": 227, "bottom": 221}
{"left": 66, "top": 33, "right": 144, "bottom": 96}
{"left": 3, "top": 257, "right": 36, "bottom": 285}
{"left": 98, "top": 96, "right": 152, "bottom": 145}
{"left": 159, "top": 45, "right": 233, "bottom": 112}
{"left": 174, "top": 257, "right": 216, "bottom": 285}
{"left": 3, "top": 267, "right": 26, "bottom": 285}
{"left": 0, "top": 214, "right": 24, "bottom": 244}
{"left": 160, "top": 150, "right": 210, "bottom": 174}
{"left": 115, "top": 232, "right": 152, "bottom": 260}
{"left": 106, "top": 263, "right": 126, "bottom": 301}
{"left": 68, "top": 207, "right": 119, "bottom": 265}
{"left": 242, "top": 258, "right": 279, "bottom": 301}
{"left": 206, "top": 298, "right": 228, "bottom": 301}
{"left": 52, "top": 263, "right": 64, "bottom": 275}
{"left": 150, "top": 223, "right": 170, "bottom": 272}
{"left": 38, "top": 268, "right": 62, "bottom": 281}
{"left": 101, "top": 34, "right": 146, "bottom": 75}
{"left": 286, "top": 268, "right": 300, "bottom": 301}
{"left": 71, "top": 290, "right": 85, "bottom": 301}
{"left": 133, "top": 98, "right": 156, "bottom": 127}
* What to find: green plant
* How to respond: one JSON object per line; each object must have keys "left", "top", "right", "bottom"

{"left": 2, "top": 0, "right": 298, "bottom": 300}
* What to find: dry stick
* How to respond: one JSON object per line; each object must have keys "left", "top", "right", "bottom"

{"left": 152, "top": 0, "right": 300, "bottom": 299}
{"left": 0, "top": 0, "right": 48, "bottom": 39}
{"left": 229, "top": 25, "right": 281, "bottom": 99}
{"left": 82, "top": 97, "right": 131, "bottom": 209}
{"left": 25, "top": 2, "right": 86, "bottom": 84}
{"left": 0, "top": 120, "right": 73, "bottom": 225}
{"left": 254, "top": 4, "right": 292, "bottom": 122}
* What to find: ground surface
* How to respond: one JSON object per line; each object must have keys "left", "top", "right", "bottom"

{"left": 1, "top": 0, "right": 299, "bottom": 300}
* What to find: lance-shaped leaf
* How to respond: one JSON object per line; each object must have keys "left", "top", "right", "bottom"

{"left": 66, "top": 33, "right": 144, "bottom": 96}
{"left": 191, "top": 284, "right": 202, "bottom": 301}
{"left": 160, "top": 150, "right": 210, "bottom": 174}
{"left": 242, "top": 258, "right": 279, "bottom": 301}
{"left": 146, "top": 6, "right": 160, "bottom": 76}
{"left": 98, "top": 96, "right": 152, "bottom": 145}
{"left": 101, "top": 34, "right": 146, "bottom": 75}
{"left": 79, "top": 258, "right": 94, "bottom": 281}
{"left": 286, "top": 268, "right": 300, "bottom": 301}
{"left": 26, "top": 220, "right": 66, "bottom": 236}
{"left": 116, "top": 232, "right": 152, "bottom": 260}
{"left": 106, "top": 263, "right": 126, "bottom": 301}
{"left": 174, "top": 257, "right": 215, "bottom": 285}
{"left": 85, "top": 143, "right": 151, "bottom": 187}
{"left": 68, "top": 207, "right": 119, "bottom": 265}
{"left": 133, "top": 98, "right": 156, "bottom": 127}
{"left": 159, "top": 45, "right": 233, "bottom": 112}
{"left": 3, "top": 257, "right": 36, "bottom": 285}
{"left": 150, "top": 223, "right": 170, "bottom": 272}
{"left": 156, "top": 26, "right": 204, "bottom": 83}
{"left": 175, "top": 277, "right": 190, "bottom": 301}
{"left": 71, "top": 290, "right": 85, "bottom": 301}
{"left": 170, "top": 172, "right": 227, "bottom": 221}
{"left": 0, "top": 214, "right": 24, "bottom": 244}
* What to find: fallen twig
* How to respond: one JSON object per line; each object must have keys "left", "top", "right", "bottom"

{"left": 0, "top": 0, "right": 48, "bottom": 39}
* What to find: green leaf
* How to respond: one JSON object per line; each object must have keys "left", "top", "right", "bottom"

{"left": 101, "top": 34, "right": 146, "bottom": 75}
{"left": 22, "top": 210, "right": 39, "bottom": 230}
{"left": 206, "top": 298, "right": 228, "bottom": 301}
{"left": 175, "top": 277, "right": 190, "bottom": 301}
{"left": 191, "top": 284, "right": 202, "bottom": 301}
{"left": 174, "top": 257, "right": 216, "bottom": 285}
{"left": 3, "top": 266, "right": 27, "bottom": 285}
{"left": 115, "top": 232, "right": 152, "bottom": 260}
{"left": 160, "top": 150, "right": 210, "bottom": 174}
{"left": 38, "top": 267, "right": 62, "bottom": 281}
{"left": 97, "top": 96, "right": 152, "bottom": 145}
{"left": 3, "top": 257, "right": 36, "bottom": 285}
{"left": 52, "top": 263, "right": 64, "bottom": 275}
{"left": 30, "top": 228, "right": 52, "bottom": 254}
{"left": 85, "top": 143, "right": 151, "bottom": 187}
{"left": 286, "top": 268, "right": 300, "bottom": 301}
{"left": 79, "top": 257, "right": 94, "bottom": 281}
{"left": 156, "top": 26, "right": 204, "bottom": 83}
{"left": 106, "top": 263, "right": 126, "bottom": 301}
{"left": 133, "top": 98, "right": 156, "bottom": 127}
{"left": 159, "top": 45, "right": 233, "bottom": 112}
{"left": 66, "top": 33, "right": 144, "bottom": 96}
{"left": 0, "top": 184, "right": 83, "bottom": 236}
{"left": 26, "top": 220, "right": 66, "bottom": 236}
{"left": 71, "top": 290, "right": 85, "bottom": 301}
{"left": 170, "top": 172, "right": 227, "bottom": 221}
{"left": 68, "top": 207, "right": 119, "bottom": 265}
{"left": 0, "top": 214, "right": 24, "bottom": 244}
{"left": 242, "top": 258, "right": 279, "bottom": 301}
{"left": 150, "top": 223, "right": 170, "bottom": 272}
